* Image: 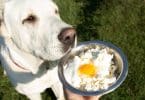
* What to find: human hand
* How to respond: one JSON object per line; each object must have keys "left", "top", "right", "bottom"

{"left": 64, "top": 88, "right": 101, "bottom": 100}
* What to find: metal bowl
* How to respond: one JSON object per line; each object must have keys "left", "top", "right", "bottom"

{"left": 58, "top": 40, "right": 128, "bottom": 96}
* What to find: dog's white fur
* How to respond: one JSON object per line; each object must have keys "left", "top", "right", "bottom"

{"left": 0, "top": 0, "right": 75, "bottom": 100}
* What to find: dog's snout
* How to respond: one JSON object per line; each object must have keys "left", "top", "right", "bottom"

{"left": 58, "top": 27, "right": 76, "bottom": 45}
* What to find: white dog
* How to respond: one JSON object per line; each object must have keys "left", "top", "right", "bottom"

{"left": 0, "top": 0, "right": 76, "bottom": 100}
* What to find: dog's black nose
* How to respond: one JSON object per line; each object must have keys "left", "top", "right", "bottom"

{"left": 58, "top": 27, "right": 76, "bottom": 45}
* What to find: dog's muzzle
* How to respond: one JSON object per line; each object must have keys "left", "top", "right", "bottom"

{"left": 58, "top": 27, "right": 76, "bottom": 51}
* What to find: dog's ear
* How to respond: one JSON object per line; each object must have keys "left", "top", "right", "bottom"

{"left": 0, "top": 0, "right": 4, "bottom": 24}
{"left": 0, "top": 2, "right": 4, "bottom": 37}
{"left": 0, "top": 0, "right": 11, "bottom": 38}
{"left": 0, "top": 0, "right": 11, "bottom": 21}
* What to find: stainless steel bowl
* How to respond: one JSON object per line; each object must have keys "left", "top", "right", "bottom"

{"left": 58, "top": 40, "right": 128, "bottom": 96}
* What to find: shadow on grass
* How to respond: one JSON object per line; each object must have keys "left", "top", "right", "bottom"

{"left": 42, "top": 88, "right": 57, "bottom": 100}
{"left": 76, "top": 0, "right": 104, "bottom": 41}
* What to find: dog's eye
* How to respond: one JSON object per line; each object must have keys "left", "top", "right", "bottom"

{"left": 55, "top": 9, "right": 59, "bottom": 14}
{"left": 22, "top": 15, "right": 37, "bottom": 24}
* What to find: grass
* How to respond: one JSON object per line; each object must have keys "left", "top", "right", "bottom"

{"left": 1, "top": 0, "right": 145, "bottom": 100}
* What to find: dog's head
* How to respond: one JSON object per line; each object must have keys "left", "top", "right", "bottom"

{"left": 0, "top": 0, "right": 76, "bottom": 61}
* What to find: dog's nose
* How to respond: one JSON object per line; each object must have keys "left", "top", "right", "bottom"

{"left": 58, "top": 27, "right": 76, "bottom": 45}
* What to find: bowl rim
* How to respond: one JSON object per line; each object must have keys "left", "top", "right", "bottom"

{"left": 58, "top": 40, "right": 128, "bottom": 96}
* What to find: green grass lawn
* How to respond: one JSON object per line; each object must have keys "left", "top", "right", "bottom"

{"left": 1, "top": 0, "right": 145, "bottom": 100}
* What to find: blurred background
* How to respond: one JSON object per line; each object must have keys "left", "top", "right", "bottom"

{"left": 0, "top": 0, "right": 145, "bottom": 100}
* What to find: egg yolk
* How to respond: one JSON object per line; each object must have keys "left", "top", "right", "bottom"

{"left": 78, "top": 62, "right": 97, "bottom": 77}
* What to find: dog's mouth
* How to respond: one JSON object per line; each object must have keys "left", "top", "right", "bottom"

{"left": 30, "top": 28, "right": 77, "bottom": 61}
{"left": 34, "top": 40, "right": 77, "bottom": 61}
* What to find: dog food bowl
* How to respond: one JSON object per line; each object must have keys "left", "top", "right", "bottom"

{"left": 58, "top": 40, "right": 128, "bottom": 96}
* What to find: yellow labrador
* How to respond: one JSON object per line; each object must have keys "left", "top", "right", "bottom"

{"left": 0, "top": 0, "right": 76, "bottom": 100}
